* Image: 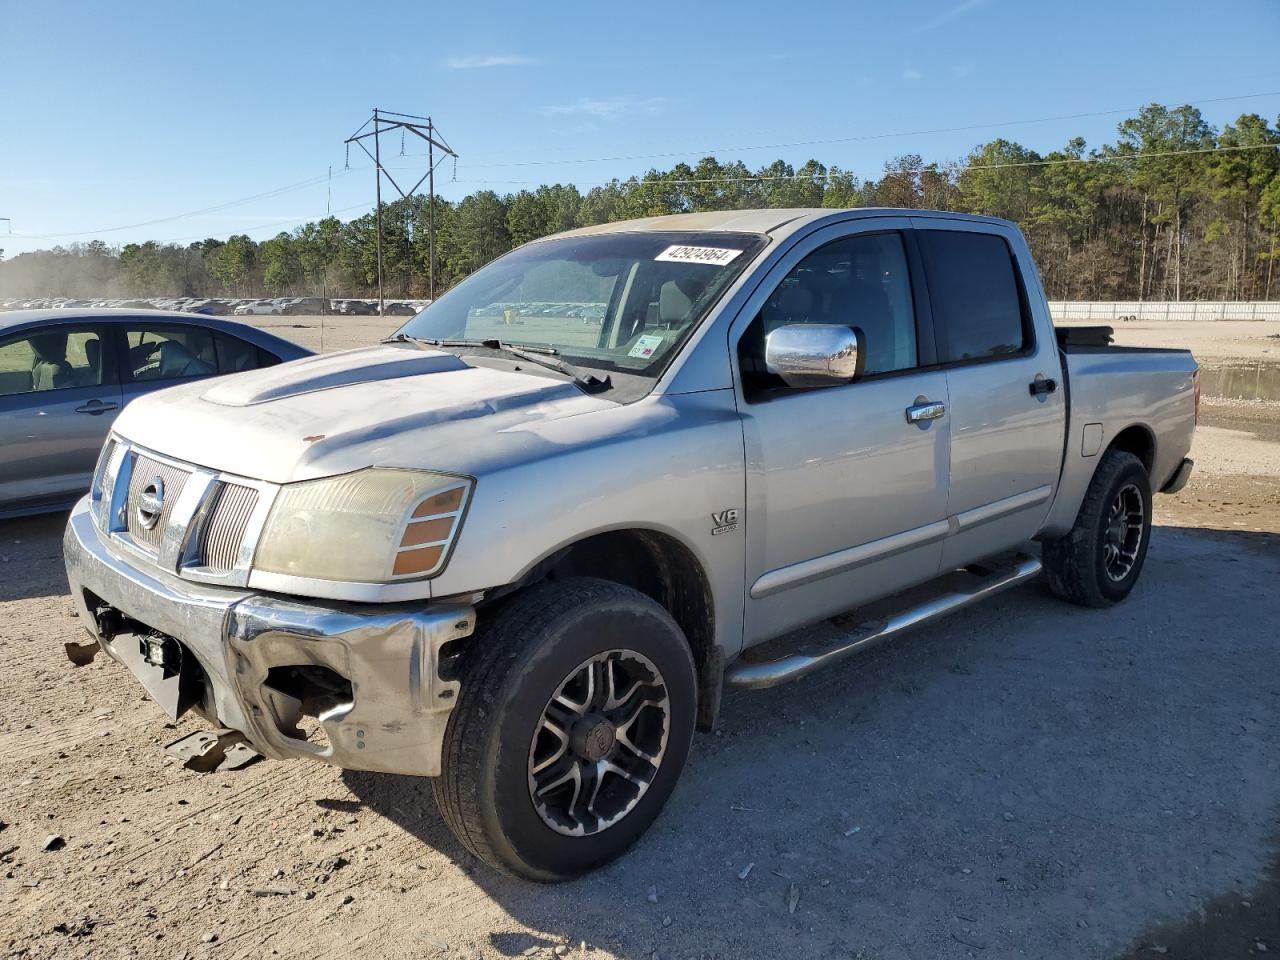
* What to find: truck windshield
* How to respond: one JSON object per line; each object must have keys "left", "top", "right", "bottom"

{"left": 396, "top": 231, "right": 767, "bottom": 378}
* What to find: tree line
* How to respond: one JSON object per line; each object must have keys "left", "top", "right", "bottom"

{"left": 3, "top": 104, "right": 1279, "bottom": 302}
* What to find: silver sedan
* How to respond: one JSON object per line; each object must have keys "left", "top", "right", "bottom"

{"left": 0, "top": 308, "right": 311, "bottom": 519}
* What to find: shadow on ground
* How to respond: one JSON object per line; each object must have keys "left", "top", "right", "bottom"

{"left": 1115, "top": 844, "right": 1280, "bottom": 958}
{"left": 342, "top": 525, "right": 1280, "bottom": 959}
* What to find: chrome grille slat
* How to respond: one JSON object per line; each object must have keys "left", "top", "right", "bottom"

{"left": 198, "top": 483, "right": 259, "bottom": 574}
{"left": 125, "top": 454, "right": 191, "bottom": 552}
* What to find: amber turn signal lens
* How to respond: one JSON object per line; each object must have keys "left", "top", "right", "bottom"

{"left": 413, "top": 487, "right": 464, "bottom": 518}
{"left": 393, "top": 544, "right": 444, "bottom": 576}
{"left": 400, "top": 516, "right": 453, "bottom": 546}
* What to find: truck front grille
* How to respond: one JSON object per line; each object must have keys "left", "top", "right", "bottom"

{"left": 125, "top": 454, "right": 192, "bottom": 552}
{"left": 196, "top": 482, "right": 259, "bottom": 574}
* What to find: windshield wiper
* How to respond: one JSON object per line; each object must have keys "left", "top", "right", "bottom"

{"left": 384, "top": 335, "right": 611, "bottom": 393}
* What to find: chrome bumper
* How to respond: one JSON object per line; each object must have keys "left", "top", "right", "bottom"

{"left": 63, "top": 497, "right": 474, "bottom": 777}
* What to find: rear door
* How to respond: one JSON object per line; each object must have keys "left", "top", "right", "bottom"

{"left": 913, "top": 221, "right": 1066, "bottom": 568}
{"left": 0, "top": 322, "right": 122, "bottom": 512}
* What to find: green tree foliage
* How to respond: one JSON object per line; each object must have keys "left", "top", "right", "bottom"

{"left": 3, "top": 105, "right": 1278, "bottom": 302}
{"left": 206, "top": 234, "right": 256, "bottom": 296}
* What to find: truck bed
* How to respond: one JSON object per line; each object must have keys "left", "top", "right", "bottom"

{"left": 1039, "top": 341, "right": 1198, "bottom": 538}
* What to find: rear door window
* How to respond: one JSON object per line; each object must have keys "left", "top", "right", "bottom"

{"left": 214, "top": 333, "right": 262, "bottom": 373}
{"left": 919, "top": 230, "right": 1030, "bottom": 363}
{"left": 123, "top": 325, "right": 218, "bottom": 382}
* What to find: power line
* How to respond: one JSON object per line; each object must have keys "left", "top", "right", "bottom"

{"left": 9, "top": 88, "right": 1279, "bottom": 242}
{"left": 11, "top": 172, "right": 351, "bottom": 240}
{"left": 385, "top": 141, "right": 1280, "bottom": 191}
{"left": 419, "top": 90, "right": 1280, "bottom": 170}
{"left": 611, "top": 141, "right": 1280, "bottom": 189}
{"left": 153, "top": 203, "right": 371, "bottom": 246}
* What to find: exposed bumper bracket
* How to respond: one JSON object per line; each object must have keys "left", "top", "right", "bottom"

{"left": 165, "top": 728, "right": 263, "bottom": 773}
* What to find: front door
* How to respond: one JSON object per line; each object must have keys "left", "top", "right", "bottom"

{"left": 0, "top": 323, "right": 121, "bottom": 513}
{"left": 731, "top": 220, "right": 951, "bottom": 645}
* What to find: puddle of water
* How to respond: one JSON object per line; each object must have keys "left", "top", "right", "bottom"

{"left": 1199, "top": 362, "right": 1280, "bottom": 401}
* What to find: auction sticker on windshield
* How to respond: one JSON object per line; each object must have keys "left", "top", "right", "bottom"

{"left": 655, "top": 245, "right": 743, "bottom": 266}
{"left": 628, "top": 334, "right": 665, "bottom": 359}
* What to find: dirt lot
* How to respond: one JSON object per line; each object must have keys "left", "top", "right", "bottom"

{"left": 2, "top": 319, "right": 1278, "bottom": 960}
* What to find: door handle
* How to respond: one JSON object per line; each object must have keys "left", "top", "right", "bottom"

{"left": 1029, "top": 377, "right": 1058, "bottom": 397}
{"left": 905, "top": 400, "right": 946, "bottom": 423}
{"left": 75, "top": 400, "right": 119, "bottom": 415}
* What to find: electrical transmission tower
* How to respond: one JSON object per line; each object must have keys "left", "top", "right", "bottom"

{"left": 344, "top": 108, "right": 457, "bottom": 313}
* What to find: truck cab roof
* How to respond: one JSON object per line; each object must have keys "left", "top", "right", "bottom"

{"left": 550, "top": 207, "right": 1018, "bottom": 243}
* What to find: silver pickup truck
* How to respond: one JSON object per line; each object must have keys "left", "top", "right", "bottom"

{"left": 62, "top": 208, "right": 1197, "bottom": 879}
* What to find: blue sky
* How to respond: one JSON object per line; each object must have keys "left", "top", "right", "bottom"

{"left": 2, "top": 0, "right": 1279, "bottom": 256}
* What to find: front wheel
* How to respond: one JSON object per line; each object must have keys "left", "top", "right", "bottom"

{"left": 433, "top": 578, "right": 697, "bottom": 880}
{"left": 1042, "top": 449, "right": 1153, "bottom": 607}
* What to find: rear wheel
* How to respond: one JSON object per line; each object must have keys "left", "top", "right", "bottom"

{"left": 433, "top": 577, "right": 697, "bottom": 880}
{"left": 1042, "top": 449, "right": 1152, "bottom": 607}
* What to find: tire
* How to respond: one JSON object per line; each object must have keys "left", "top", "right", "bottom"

{"left": 1042, "top": 450, "right": 1153, "bottom": 607}
{"left": 432, "top": 577, "right": 698, "bottom": 881}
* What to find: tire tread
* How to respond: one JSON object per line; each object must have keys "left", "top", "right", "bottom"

{"left": 433, "top": 577, "right": 686, "bottom": 878}
{"left": 1042, "top": 450, "right": 1147, "bottom": 608}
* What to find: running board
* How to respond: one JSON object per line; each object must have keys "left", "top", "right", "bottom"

{"left": 724, "top": 554, "right": 1043, "bottom": 690}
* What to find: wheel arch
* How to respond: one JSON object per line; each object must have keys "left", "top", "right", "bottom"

{"left": 1105, "top": 423, "right": 1156, "bottom": 474}
{"left": 484, "top": 527, "right": 722, "bottom": 730}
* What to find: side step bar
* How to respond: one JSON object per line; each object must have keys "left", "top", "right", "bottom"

{"left": 725, "top": 554, "right": 1043, "bottom": 690}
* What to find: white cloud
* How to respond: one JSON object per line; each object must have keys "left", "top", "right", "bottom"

{"left": 903, "top": 67, "right": 924, "bottom": 81}
{"left": 542, "top": 96, "right": 665, "bottom": 118}
{"left": 444, "top": 54, "right": 536, "bottom": 69}
{"left": 917, "top": 0, "right": 990, "bottom": 32}
{"left": 952, "top": 63, "right": 973, "bottom": 79}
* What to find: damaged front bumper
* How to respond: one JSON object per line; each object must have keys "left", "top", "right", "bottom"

{"left": 62, "top": 497, "right": 474, "bottom": 777}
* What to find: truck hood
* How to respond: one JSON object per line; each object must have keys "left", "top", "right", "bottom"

{"left": 112, "top": 344, "right": 618, "bottom": 483}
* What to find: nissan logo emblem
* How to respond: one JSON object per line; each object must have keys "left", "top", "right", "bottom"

{"left": 137, "top": 476, "right": 165, "bottom": 530}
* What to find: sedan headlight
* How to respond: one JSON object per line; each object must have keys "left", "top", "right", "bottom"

{"left": 253, "top": 468, "right": 472, "bottom": 583}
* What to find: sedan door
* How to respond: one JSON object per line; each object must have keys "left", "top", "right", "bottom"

{"left": 0, "top": 323, "right": 122, "bottom": 514}
{"left": 731, "top": 219, "right": 951, "bottom": 644}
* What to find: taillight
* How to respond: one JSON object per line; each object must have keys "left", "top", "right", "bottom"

{"left": 1193, "top": 367, "right": 1201, "bottom": 424}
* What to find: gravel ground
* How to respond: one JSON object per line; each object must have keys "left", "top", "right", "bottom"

{"left": 1, "top": 321, "right": 1278, "bottom": 960}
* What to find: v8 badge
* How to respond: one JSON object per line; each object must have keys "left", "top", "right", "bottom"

{"left": 711, "top": 508, "right": 740, "bottom": 536}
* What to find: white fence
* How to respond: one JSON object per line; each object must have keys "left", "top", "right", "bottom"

{"left": 1049, "top": 301, "right": 1280, "bottom": 322}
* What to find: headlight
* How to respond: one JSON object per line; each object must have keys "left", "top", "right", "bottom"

{"left": 253, "top": 468, "right": 472, "bottom": 583}
{"left": 90, "top": 438, "right": 126, "bottom": 528}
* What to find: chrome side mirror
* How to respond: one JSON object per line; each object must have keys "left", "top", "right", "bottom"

{"left": 764, "top": 323, "right": 864, "bottom": 389}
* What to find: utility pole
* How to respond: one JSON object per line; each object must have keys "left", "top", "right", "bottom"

{"left": 373, "top": 109, "right": 384, "bottom": 315}
{"left": 345, "top": 109, "right": 457, "bottom": 313}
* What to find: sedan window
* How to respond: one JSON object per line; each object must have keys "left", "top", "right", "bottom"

{"left": 124, "top": 325, "right": 217, "bottom": 381}
{"left": 0, "top": 328, "right": 107, "bottom": 397}
{"left": 214, "top": 332, "right": 260, "bottom": 373}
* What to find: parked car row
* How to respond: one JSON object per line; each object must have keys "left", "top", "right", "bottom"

{"left": 0, "top": 296, "right": 429, "bottom": 317}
